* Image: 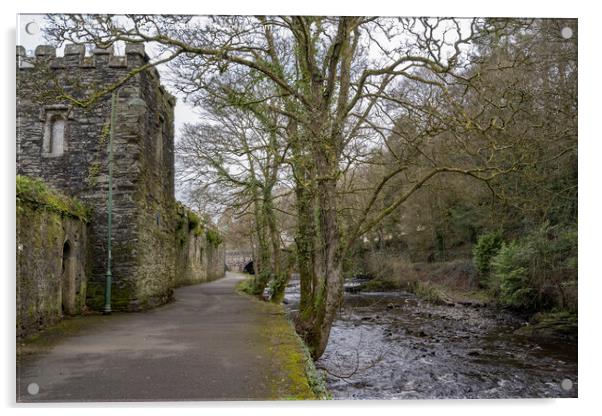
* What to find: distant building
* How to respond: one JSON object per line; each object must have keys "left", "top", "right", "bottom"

{"left": 225, "top": 250, "right": 254, "bottom": 273}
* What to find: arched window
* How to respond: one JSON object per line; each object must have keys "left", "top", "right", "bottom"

{"left": 43, "top": 113, "right": 66, "bottom": 156}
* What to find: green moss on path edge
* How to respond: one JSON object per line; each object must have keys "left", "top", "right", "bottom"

{"left": 235, "top": 275, "right": 330, "bottom": 399}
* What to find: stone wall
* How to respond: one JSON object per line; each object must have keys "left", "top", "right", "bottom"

{"left": 124, "top": 48, "right": 177, "bottom": 310}
{"left": 16, "top": 176, "right": 225, "bottom": 339}
{"left": 206, "top": 242, "right": 226, "bottom": 281}
{"left": 16, "top": 177, "right": 89, "bottom": 338}
{"left": 175, "top": 205, "right": 225, "bottom": 287}
{"left": 16, "top": 44, "right": 177, "bottom": 311}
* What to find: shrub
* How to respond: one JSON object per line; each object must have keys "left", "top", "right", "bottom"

{"left": 205, "top": 228, "right": 223, "bottom": 245}
{"left": 491, "top": 222, "right": 577, "bottom": 311}
{"left": 416, "top": 259, "right": 478, "bottom": 291}
{"left": 491, "top": 241, "right": 535, "bottom": 309}
{"left": 360, "top": 278, "right": 400, "bottom": 292}
{"left": 363, "top": 251, "right": 416, "bottom": 283}
{"left": 268, "top": 271, "right": 290, "bottom": 303}
{"left": 187, "top": 211, "right": 201, "bottom": 230}
{"left": 473, "top": 230, "right": 503, "bottom": 280}
{"left": 412, "top": 281, "right": 451, "bottom": 305}
{"left": 343, "top": 244, "right": 372, "bottom": 279}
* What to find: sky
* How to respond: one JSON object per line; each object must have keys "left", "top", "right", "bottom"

{"left": 16, "top": 14, "right": 476, "bottom": 135}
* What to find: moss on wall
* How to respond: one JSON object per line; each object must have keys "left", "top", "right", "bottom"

{"left": 17, "top": 175, "right": 90, "bottom": 221}
{"left": 16, "top": 177, "right": 90, "bottom": 339}
{"left": 174, "top": 203, "right": 225, "bottom": 287}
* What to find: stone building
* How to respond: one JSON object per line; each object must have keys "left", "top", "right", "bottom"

{"left": 16, "top": 43, "right": 224, "bottom": 323}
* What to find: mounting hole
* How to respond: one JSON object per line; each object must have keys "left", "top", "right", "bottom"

{"left": 25, "top": 21, "right": 39, "bottom": 36}
{"left": 27, "top": 382, "right": 39, "bottom": 395}
{"left": 561, "top": 378, "right": 573, "bottom": 391}
{"left": 561, "top": 27, "right": 573, "bottom": 39}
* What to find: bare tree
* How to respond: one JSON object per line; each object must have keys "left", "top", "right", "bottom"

{"left": 177, "top": 96, "right": 289, "bottom": 298}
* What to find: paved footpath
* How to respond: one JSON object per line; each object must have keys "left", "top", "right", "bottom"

{"left": 17, "top": 272, "right": 313, "bottom": 402}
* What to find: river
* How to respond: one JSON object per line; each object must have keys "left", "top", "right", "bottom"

{"left": 283, "top": 279, "right": 578, "bottom": 399}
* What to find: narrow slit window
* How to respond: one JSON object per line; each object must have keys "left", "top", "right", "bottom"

{"left": 156, "top": 116, "right": 164, "bottom": 165}
{"left": 43, "top": 113, "right": 66, "bottom": 156}
{"left": 50, "top": 116, "right": 65, "bottom": 155}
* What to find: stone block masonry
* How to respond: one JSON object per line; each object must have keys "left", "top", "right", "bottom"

{"left": 175, "top": 204, "right": 225, "bottom": 287}
{"left": 16, "top": 43, "right": 223, "bottom": 315}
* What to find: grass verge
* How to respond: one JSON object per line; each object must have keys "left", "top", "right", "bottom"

{"left": 236, "top": 274, "right": 330, "bottom": 399}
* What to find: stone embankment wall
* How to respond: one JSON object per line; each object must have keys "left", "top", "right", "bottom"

{"left": 17, "top": 178, "right": 225, "bottom": 339}
{"left": 16, "top": 177, "right": 90, "bottom": 339}
{"left": 175, "top": 204, "right": 225, "bottom": 287}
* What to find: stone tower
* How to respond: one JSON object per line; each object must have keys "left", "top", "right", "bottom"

{"left": 17, "top": 43, "right": 177, "bottom": 311}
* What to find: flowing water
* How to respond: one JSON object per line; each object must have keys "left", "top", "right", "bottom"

{"left": 284, "top": 279, "right": 577, "bottom": 400}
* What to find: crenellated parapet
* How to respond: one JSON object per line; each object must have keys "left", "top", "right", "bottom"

{"left": 17, "top": 43, "right": 148, "bottom": 69}
{"left": 17, "top": 43, "right": 176, "bottom": 108}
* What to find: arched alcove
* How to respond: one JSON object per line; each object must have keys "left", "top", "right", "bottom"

{"left": 243, "top": 261, "right": 255, "bottom": 275}
{"left": 61, "top": 240, "right": 75, "bottom": 315}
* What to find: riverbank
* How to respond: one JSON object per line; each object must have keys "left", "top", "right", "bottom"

{"left": 284, "top": 278, "right": 578, "bottom": 399}
{"left": 354, "top": 276, "right": 492, "bottom": 307}
{"left": 235, "top": 276, "right": 330, "bottom": 399}
{"left": 352, "top": 263, "right": 577, "bottom": 342}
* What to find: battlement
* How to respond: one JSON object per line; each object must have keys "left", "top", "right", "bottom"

{"left": 17, "top": 43, "right": 149, "bottom": 69}
{"left": 17, "top": 43, "right": 175, "bottom": 107}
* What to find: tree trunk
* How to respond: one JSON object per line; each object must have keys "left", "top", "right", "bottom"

{"left": 295, "top": 124, "right": 344, "bottom": 358}
{"left": 264, "top": 190, "right": 290, "bottom": 303}
{"left": 294, "top": 177, "right": 317, "bottom": 320}
{"left": 304, "top": 174, "right": 343, "bottom": 359}
{"left": 250, "top": 193, "right": 272, "bottom": 296}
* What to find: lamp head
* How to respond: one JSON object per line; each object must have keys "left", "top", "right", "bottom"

{"left": 127, "top": 97, "right": 147, "bottom": 113}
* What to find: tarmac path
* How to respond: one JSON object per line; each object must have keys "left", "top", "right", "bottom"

{"left": 17, "top": 272, "right": 294, "bottom": 402}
